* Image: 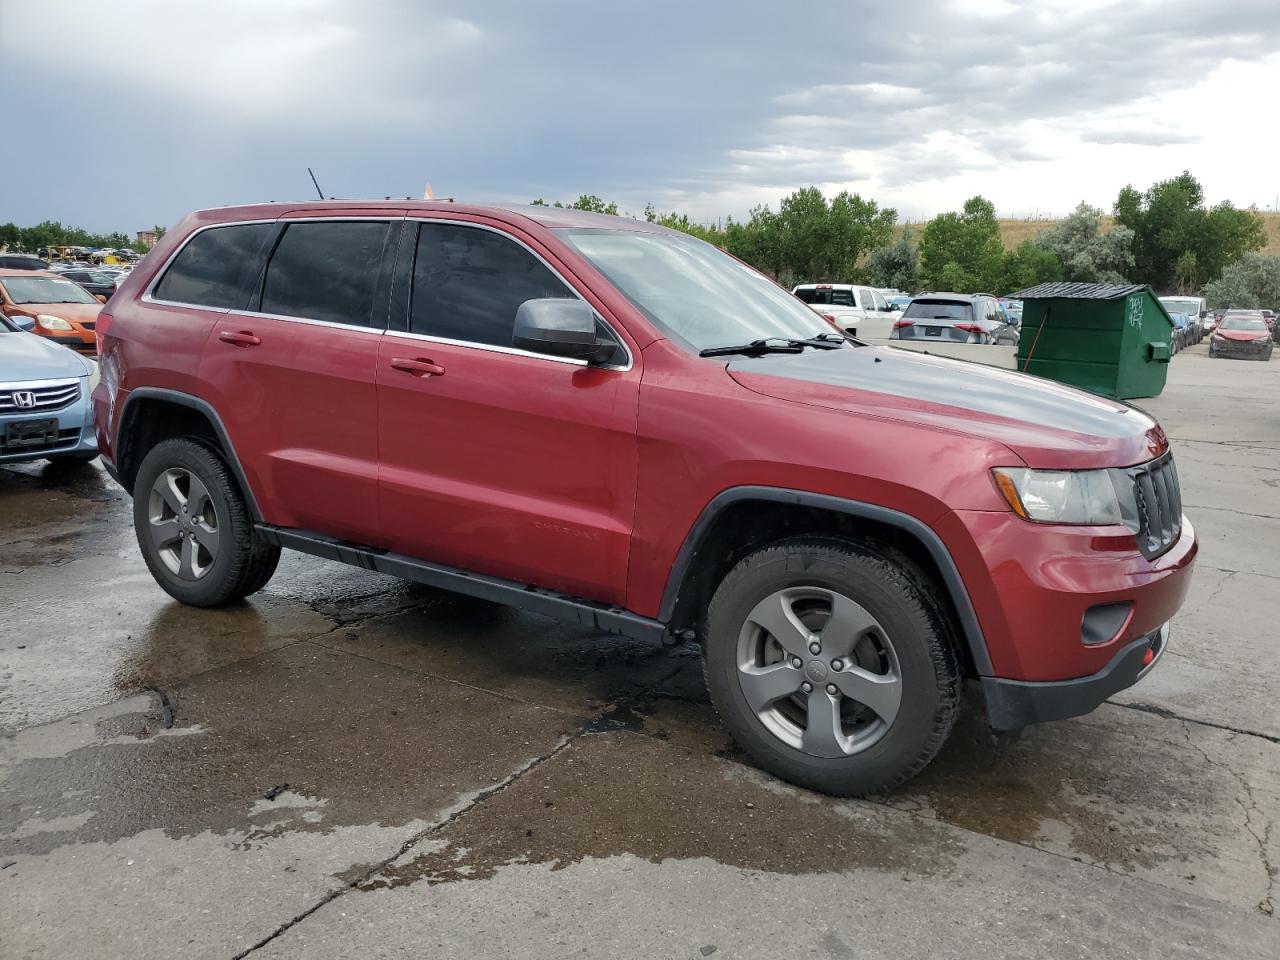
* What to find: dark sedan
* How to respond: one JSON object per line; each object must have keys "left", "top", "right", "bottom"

{"left": 57, "top": 269, "right": 117, "bottom": 301}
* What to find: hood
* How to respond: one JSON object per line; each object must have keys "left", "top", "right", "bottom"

{"left": 1215, "top": 328, "right": 1270, "bottom": 341}
{"left": 727, "top": 345, "right": 1166, "bottom": 469}
{"left": 0, "top": 331, "right": 93, "bottom": 380}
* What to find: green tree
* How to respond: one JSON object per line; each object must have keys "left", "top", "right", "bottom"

{"left": 998, "top": 240, "right": 1063, "bottom": 293}
{"left": 1114, "top": 172, "right": 1264, "bottom": 292}
{"left": 1033, "top": 202, "right": 1133, "bottom": 283}
{"left": 917, "top": 196, "right": 1004, "bottom": 292}
{"left": 1204, "top": 253, "right": 1280, "bottom": 309}
{"left": 865, "top": 228, "right": 919, "bottom": 291}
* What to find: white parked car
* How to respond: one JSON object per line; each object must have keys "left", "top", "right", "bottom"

{"left": 792, "top": 283, "right": 896, "bottom": 338}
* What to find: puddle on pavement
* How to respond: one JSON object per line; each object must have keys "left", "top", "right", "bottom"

{"left": 356, "top": 731, "right": 965, "bottom": 891}
{"left": 0, "top": 644, "right": 578, "bottom": 858}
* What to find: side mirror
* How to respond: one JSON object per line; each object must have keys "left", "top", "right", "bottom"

{"left": 513, "top": 298, "right": 610, "bottom": 362}
{"left": 887, "top": 303, "right": 900, "bottom": 311}
{"left": 11, "top": 315, "right": 36, "bottom": 332}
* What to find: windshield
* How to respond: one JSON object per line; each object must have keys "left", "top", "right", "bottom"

{"left": 0, "top": 276, "right": 98, "bottom": 305}
{"left": 903, "top": 300, "right": 971, "bottom": 321}
{"left": 556, "top": 229, "right": 834, "bottom": 351}
{"left": 1160, "top": 298, "right": 1201, "bottom": 314}
{"left": 1220, "top": 315, "right": 1267, "bottom": 332}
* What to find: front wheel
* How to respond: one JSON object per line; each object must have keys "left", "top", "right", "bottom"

{"left": 703, "top": 538, "right": 961, "bottom": 796}
{"left": 132, "top": 438, "right": 280, "bottom": 607}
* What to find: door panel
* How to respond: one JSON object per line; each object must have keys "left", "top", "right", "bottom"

{"left": 377, "top": 336, "right": 638, "bottom": 603}
{"left": 202, "top": 319, "right": 383, "bottom": 541}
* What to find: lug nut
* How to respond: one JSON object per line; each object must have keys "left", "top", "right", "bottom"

{"left": 801, "top": 681, "right": 813, "bottom": 693}
{"left": 791, "top": 657, "right": 802, "bottom": 668}
{"left": 808, "top": 642, "right": 821, "bottom": 655}
{"left": 825, "top": 683, "right": 838, "bottom": 695}
{"left": 831, "top": 659, "right": 843, "bottom": 671}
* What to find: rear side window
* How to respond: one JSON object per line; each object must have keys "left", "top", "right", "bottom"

{"left": 903, "top": 300, "right": 972, "bottom": 321}
{"left": 260, "top": 220, "right": 391, "bottom": 326}
{"left": 794, "top": 288, "right": 853, "bottom": 306}
{"left": 152, "top": 223, "right": 275, "bottom": 309}
{"left": 410, "top": 222, "right": 575, "bottom": 346}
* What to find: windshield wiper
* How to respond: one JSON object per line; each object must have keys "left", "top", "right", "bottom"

{"left": 699, "top": 336, "right": 842, "bottom": 358}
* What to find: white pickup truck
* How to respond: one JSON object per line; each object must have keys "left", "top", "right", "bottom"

{"left": 792, "top": 283, "right": 899, "bottom": 339}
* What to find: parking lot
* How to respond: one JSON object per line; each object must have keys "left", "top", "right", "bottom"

{"left": 1, "top": 342, "right": 1276, "bottom": 959}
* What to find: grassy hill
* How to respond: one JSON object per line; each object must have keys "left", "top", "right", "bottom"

{"left": 896, "top": 211, "right": 1280, "bottom": 255}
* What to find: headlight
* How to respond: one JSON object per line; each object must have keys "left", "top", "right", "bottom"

{"left": 37, "top": 314, "right": 74, "bottom": 331}
{"left": 86, "top": 360, "right": 102, "bottom": 393}
{"left": 992, "top": 467, "right": 1125, "bottom": 525}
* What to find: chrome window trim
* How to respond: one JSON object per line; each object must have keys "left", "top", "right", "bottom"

{"left": 404, "top": 216, "right": 633, "bottom": 372}
{"left": 139, "top": 214, "right": 633, "bottom": 372}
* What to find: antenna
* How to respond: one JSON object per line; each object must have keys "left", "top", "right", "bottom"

{"left": 307, "top": 167, "right": 325, "bottom": 200}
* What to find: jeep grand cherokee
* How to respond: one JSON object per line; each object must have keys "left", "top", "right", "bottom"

{"left": 92, "top": 202, "right": 1196, "bottom": 795}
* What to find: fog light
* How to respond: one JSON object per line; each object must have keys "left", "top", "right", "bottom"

{"left": 1142, "top": 648, "right": 1155, "bottom": 667}
{"left": 1081, "top": 602, "right": 1132, "bottom": 646}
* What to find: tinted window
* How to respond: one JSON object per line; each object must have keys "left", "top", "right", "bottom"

{"left": 794, "top": 288, "right": 853, "bottom": 306}
{"left": 153, "top": 223, "right": 275, "bottom": 309}
{"left": 411, "top": 222, "right": 575, "bottom": 346}
{"left": 260, "top": 220, "right": 391, "bottom": 326}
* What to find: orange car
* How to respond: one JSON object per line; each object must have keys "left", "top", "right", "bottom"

{"left": 0, "top": 268, "right": 104, "bottom": 355}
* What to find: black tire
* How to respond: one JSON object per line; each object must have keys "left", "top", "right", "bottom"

{"left": 132, "top": 437, "right": 280, "bottom": 606}
{"left": 703, "top": 537, "right": 960, "bottom": 796}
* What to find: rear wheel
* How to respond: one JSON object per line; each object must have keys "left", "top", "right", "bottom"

{"left": 703, "top": 538, "right": 961, "bottom": 796}
{"left": 132, "top": 438, "right": 280, "bottom": 606}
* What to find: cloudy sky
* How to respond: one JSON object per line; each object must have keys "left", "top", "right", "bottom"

{"left": 4, "top": 0, "right": 1278, "bottom": 233}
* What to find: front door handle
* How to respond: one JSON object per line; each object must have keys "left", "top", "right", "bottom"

{"left": 391, "top": 357, "right": 446, "bottom": 378}
{"left": 218, "top": 330, "right": 261, "bottom": 347}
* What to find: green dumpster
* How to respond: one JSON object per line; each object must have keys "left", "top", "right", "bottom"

{"left": 1008, "top": 282, "right": 1174, "bottom": 400}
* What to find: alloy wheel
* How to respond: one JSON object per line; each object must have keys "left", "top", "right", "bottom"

{"left": 736, "top": 587, "right": 902, "bottom": 758}
{"left": 147, "top": 467, "right": 220, "bottom": 580}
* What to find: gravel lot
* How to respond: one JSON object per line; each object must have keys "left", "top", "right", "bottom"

{"left": 2, "top": 342, "right": 1276, "bottom": 959}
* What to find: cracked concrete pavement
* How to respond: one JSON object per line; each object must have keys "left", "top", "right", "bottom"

{"left": 1, "top": 343, "right": 1276, "bottom": 958}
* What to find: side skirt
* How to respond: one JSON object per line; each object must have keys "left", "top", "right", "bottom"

{"left": 257, "top": 525, "right": 668, "bottom": 643}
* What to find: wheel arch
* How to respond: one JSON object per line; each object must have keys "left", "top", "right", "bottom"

{"left": 116, "top": 388, "right": 262, "bottom": 522}
{"left": 658, "top": 487, "right": 994, "bottom": 678}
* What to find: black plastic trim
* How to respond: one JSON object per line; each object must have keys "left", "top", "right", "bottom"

{"left": 259, "top": 525, "right": 667, "bottom": 643}
{"left": 115, "top": 388, "right": 263, "bottom": 522}
{"left": 982, "top": 626, "right": 1167, "bottom": 730}
{"left": 658, "top": 486, "right": 995, "bottom": 676}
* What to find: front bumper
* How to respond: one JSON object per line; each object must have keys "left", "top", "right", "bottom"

{"left": 983, "top": 624, "right": 1168, "bottom": 729}
{"left": 0, "top": 378, "right": 97, "bottom": 463}
{"left": 1210, "top": 339, "right": 1272, "bottom": 360}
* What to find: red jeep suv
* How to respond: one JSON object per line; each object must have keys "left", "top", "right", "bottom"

{"left": 93, "top": 202, "right": 1196, "bottom": 795}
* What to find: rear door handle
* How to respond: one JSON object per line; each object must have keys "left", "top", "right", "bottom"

{"left": 218, "top": 330, "right": 261, "bottom": 347}
{"left": 390, "top": 357, "right": 446, "bottom": 377}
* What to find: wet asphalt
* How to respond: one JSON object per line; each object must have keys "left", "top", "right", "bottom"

{"left": 1, "top": 342, "right": 1277, "bottom": 959}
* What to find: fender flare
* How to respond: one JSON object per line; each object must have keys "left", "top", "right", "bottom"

{"left": 117, "top": 387, "right": 263, "bottom": 522}
{"left": 657, "top": 486, "right": 994, "bottom": 676}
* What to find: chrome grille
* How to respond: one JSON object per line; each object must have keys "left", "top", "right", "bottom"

{"left": 1130, "top": 451, "right": 1182, "bottom": 560}
{"left": 0, "top": 379, "right": 82, "bottom": 413}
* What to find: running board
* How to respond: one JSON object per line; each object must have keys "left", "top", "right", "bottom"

{"left": 256, "top": 525, "right": 668, "bottom": 643}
